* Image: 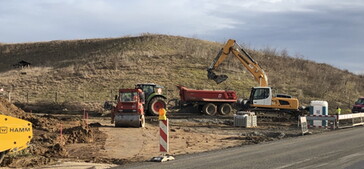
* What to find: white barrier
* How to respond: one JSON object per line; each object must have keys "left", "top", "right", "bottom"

{"left": 299, "top": 116, "right": 309, "bottom": 135}
{"left": 305, "top": 115, "right": 337, "bottom": 129}
{"left": 337, "top": 113, "right": 364, "bottom": 128}
{"left": 299, "top": 113, "right": 364, "bottom": 132}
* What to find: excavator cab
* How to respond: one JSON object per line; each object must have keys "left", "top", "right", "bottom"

{"left": 249, "top": 87, "right": 273, "bottom": 106}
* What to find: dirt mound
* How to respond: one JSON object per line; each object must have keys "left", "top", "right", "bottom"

{"left": 92, "top": 158, "right": 127, "bottom": 165}
{"left": 0, "top": 97, "right": 31, "bottom": 118}
{"left": 15, "top": 101, "right": 104, "bottom": 115}
{"left": 64, "top": 124, "right": 94, "bottom": 144}
{"left": 0, "top": 98, "right": 102, "bottom": 168}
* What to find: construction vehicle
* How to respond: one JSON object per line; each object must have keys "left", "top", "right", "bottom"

{"left": 135, "top": 83, "right": 167, "bottom": 116}
{"left": 207, "top": 39, "right": 300, "bottom": 117}
{"left": 177, "top": 85, "right": 237, "bottom": 115}
{"left": 352, "top": 97, "right": 364, "bottom": 113}
{"left": 0, "top": 114, "right": 33, "bottom": 164}
{"left": 109, "top": 83, "right": 167, "bottom": 127}
{"left": 111, "top": 88, "right": 146, "bottom": 127}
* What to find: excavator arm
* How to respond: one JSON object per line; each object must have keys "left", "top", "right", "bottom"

{"left": 207, "top": 39, "right": 268, "bottom": 87}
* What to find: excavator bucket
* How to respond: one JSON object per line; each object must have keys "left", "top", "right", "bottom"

{"left": 207, "top": 69, "right": 228, "bottom": 84}
{"left": 114, "top": 114, "right": 145, "bottom": 128}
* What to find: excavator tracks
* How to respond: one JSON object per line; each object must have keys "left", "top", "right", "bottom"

{"left": 248, "top": 109, "right": 307, "bottom": 122}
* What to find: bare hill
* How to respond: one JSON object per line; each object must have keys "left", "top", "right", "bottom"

{"left": 0, "top": 34, "right": 363, "bottom": 113}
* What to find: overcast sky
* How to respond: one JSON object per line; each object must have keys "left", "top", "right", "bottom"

{"left": 0, "top": 0, "right": 363, "bottom": 74}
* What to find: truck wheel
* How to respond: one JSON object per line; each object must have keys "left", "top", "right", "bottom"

{"left": 218, "top": 103, "right": 233, "bottom": 115}
{"left": 202, "top": 103, "right": 217, "bottom": 116}
{"left": 149, "top": 97, "right": 167, "bottom": 116}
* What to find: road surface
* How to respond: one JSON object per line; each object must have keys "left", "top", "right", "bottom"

{"left": 114, "top": 127, "right": 364, "bottom": 169}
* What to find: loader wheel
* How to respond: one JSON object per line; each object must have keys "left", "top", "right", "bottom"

{"left": 202, "top": 103, "right": 217, "bottom": 116}
{"left": 218, "top": 103, "right": 233, "bottom": 115}
{"left": 149, "top": 97, "right": 167, "bottom": 116}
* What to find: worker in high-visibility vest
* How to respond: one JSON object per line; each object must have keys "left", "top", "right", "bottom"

{"left": 336, "top": 106, "right": 341, "bottom": 127}
{"left": 336, "top": 106, "right": 341, "bottom": 115}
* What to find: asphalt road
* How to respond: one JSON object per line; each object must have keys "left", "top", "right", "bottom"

{"left": 114, "top": 127, "right": 364, "bottom": 169}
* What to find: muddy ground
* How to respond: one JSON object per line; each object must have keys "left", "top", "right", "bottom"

{"left": 0, "top": 98, "right": 328, "bottom": 168}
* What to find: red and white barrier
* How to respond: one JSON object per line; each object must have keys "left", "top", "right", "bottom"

{"left": 151, "top": 109, "right": 174, "bottom": 162}
{"left": 307, "top": 124, "right": 335, "bottom": 129}
{"left": 302, "top": 115, "right": 337, "bottom": 130}
{"left": 159, "top": 119, "right": 169, "bottom": 153}
{"left": 306, "top": 114, "right": 337, "bottom": 119}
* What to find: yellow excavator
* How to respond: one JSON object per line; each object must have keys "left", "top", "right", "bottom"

{"left": 0, "top": 114, "right": 33, "bottom": 164}
{"left": 207, "top": 39, "right": 300, "bottom": 117}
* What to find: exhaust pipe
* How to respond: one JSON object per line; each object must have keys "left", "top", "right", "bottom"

{"left": 207, "top": 69, "right": 228, "bottom": 84}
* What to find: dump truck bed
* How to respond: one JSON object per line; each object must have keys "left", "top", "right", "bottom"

{"left": 177, "top": 85, "right": 237, "bottom": 103}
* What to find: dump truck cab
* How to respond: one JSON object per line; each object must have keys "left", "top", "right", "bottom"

{"left": 352, "top": 97, "right": 364, "bottom": 113}
{"left": 111, "top": 88, "right": 145, "bottom": 127}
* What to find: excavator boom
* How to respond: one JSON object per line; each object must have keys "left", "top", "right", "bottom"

{"left": 207, "top": 39, "right": 268, "bottom": 87}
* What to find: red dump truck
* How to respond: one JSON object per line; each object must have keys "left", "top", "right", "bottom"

{"left": 177, "top": 85, "right": 237, "bottom": 116}
{"left": 352, "top": 97, "right": 364, "bottom": 113}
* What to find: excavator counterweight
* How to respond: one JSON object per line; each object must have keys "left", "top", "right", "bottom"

{"left": 0, "top": 114, "right": 33, "bottom": 164}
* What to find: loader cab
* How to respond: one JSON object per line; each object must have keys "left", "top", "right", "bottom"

{"left": 135, "top": 83, "right": 163, "bottom": 100}
{"left": 116, "top": 89, "right": 145, "bottom": 115}
{"left": 118, "top": 89, "right": 145, "bottom": 104}
{"left": 249, "top": 87, "right": 272, "bottom": 106}
{"left": 120, "top": 92, "right": 137, "bottom": 102}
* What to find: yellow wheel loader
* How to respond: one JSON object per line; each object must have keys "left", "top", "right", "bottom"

{"left": 0, "top": 114, "right": 33, "bottom": 164}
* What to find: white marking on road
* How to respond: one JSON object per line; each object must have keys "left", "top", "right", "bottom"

{"left": 274, "top": 158, "right": 312, "bottom": 169}
{"left": 339, "top": 153, "right": 363, "bottom": 162}
{"left": 300, "top": 162, "right": 329, "bottom": 169}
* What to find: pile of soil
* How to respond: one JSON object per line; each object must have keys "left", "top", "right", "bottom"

{"left": 0, "top": 97, "right": 101, "bottom": 168}
{"left": 0, "top": 97, "right": 32, "bottom": 118}
{"left": 63, "top": 123, "right": 94, "bottom": 144}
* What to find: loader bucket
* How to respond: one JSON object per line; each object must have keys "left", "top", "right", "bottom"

{"left": 114, "top": 114, "right": 145, "bottom": 128}
{"left": 207, "top": 69, "right": 228, "bottom": 84}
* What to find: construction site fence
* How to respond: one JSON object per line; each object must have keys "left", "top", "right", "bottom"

{"left": 337, "top": 113, "right": 364, "bottom": 128}
{"left": 299, "top": 112, "right": 364, "bottom": 134}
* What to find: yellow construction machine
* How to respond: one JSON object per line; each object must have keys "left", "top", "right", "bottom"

{"left": 0, "top": 114, "right": 33, "bottom": 164}
{"left": 207, "top": 39, "right": 301, "bottom": 117}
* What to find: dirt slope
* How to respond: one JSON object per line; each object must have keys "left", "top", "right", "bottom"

{"left": 0, "top": 34, "right": 363, "bottom": 112}
{"left": 0, "top": 98, "right": 104, "bottom": 168}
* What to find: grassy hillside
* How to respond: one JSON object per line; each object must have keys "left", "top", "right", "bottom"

{"left": 0, "top": 34, "right": 363, "bottom": 113}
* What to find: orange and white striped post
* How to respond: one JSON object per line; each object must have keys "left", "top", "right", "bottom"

{"left": 151, "top": 108, "right": 175, "bottom": 162}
